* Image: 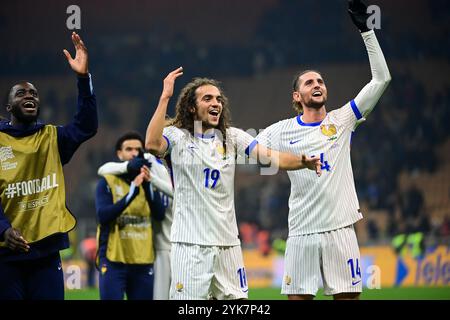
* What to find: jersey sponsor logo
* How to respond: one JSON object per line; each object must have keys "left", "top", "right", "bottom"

{"left": 4, "top": 173, "right": 59, "bottom": 199}
{"left": 289, "top": 139, "right": 302, "bottom": 145}
{"left": 187, "top": 144, "right": 198, "bottom": 150}
{"left": 116, "top": 215, "right": 151, "bottom": 229}
{"left": 18, "top": 195, "right": 50, "bottom": 211}
{"left": 0, "top": 146, "right": 18, "bottom": 171}
{"left": 352, "top": 279, "right": 362, "bottom": 286}
{"left": 0, "top": 146, "right": 15, "bottom": 162}
{"left": 119, "top": 230, "right": 149, "bottom": 240}
{"left": 320, "top": 124, "right": 337, "bottom": 137}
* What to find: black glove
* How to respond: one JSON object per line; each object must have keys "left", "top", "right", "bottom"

{"left": 127, "top": 154, "right": 151, "bottom": 178}
{"left": 348, "top": 0, "right": 371, "bottom": 33}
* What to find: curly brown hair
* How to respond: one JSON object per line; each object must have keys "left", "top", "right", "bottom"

{"left": 292, "top": 69, "right": 323, "bottom": 114}
{"left": 169, "top": 78, "right": 232, "bottom": 152}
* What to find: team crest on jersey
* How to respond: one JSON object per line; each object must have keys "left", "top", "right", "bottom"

{"left": 213, "top": 140, "right": 228, "bottom": 160}
{"left": 101, "top": 264, "right": 108, "bottom": 275}
{"left": 320, "top": 124, "right": 337, "bottom": 137}
{"left": 216, "top": 145, "right": 225, "bottom": 156}
{"left": 284, "top": 275, "right": 292, "bottom": 285}
{"left": 0, "top": 146, "right": 18, "bottom": 171}
{"left": 176, "top": 282, "right": 184, "bottom": 292}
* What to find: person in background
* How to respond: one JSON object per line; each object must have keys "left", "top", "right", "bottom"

{"left": 0, "top": 32, "right": 98, "bottom": 300}
{"left": 95, "top": 131, "right": 165, "bottom": 300}
{"left": 97, "top": 149, "right": 174, "bottom": 299}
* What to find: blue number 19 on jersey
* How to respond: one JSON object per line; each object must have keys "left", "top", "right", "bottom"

{"left": 204, "top": 168, "right": 220, "bottom": 188}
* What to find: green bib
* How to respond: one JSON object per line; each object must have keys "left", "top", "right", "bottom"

{"left": 0, "top": 125, "right": 76, "bottom": 246}
{"left": 101, "top": 175, "right": 154, "bottom": 264}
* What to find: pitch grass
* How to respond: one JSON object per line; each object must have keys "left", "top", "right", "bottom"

{"left": 65, "top": 287, "right": 450, "bottom": 300}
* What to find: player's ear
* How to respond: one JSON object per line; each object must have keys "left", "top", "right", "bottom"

{"left": 117, "top": 149, "right": 124, "bottom": 161}
{"left": 293, "top": 91, "right": 301, "bottom": 103}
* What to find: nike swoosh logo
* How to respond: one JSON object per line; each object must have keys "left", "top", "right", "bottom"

{"left": 289, "top": 139, "right": 302, "bottom": 145}
{"left": 352, "top": 280, "right": 361, "bottom": 286}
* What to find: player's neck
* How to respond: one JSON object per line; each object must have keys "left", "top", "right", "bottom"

{"left": 301, "top": 106, "right": 327, "bottom": 123}
{"left": 193, "top": 120, "right": 217, "bottom": 135}
{"left": 194, "top": 126, "right": 216, "bottom": 138}
{"left": 9, "top": 117, "right": 38, "bottom": 129}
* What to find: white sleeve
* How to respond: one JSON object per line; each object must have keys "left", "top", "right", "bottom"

{"left": 255, "top": 121, "right": 282, "bottom": 151}
{"left": 336, "top": 30, "right": 391, "bottom": 129}
{"left": 150, "top": 173, "right": 174, "bottom": 198}
{"left": 229, "top": 127, "right": 256, "bottom": 158}
{"left": 146, "top": 154, "right": 174, "bottom": 198}
{"left": 97, "top": 161, "right": 128, "bottom": 176}
{"left": 162, "top": 126, "right": 185, "bottom": 153}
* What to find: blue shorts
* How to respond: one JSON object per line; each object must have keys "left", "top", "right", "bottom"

{"left": 0, "top": 252, "right": 64, "bottom": 300}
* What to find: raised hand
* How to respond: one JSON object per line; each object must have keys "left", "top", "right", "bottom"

{"left": 63, "top": 32, "right": 89, "bottom": 76}
{"left": 161, "top": 67, "right": 184, "bottom": 100}
{"left": 348, "top": 0, "right": 371, "bottom": 32}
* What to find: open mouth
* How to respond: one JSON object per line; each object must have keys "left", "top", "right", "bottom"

{"left": 208, "top": 109, "right": 220, "bottom": 117}
{"left": 312, "top": 91, "right": 322, "bottom": 97}
{"left": 23, "top": 101, "right": 36, "bottom": 110}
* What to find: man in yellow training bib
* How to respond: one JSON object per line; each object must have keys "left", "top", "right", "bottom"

{"left": 0, "top": 32, "right": 98, "bottom": 300}
{"left": 95, "top": 132, "right": 165, "bottom": 300}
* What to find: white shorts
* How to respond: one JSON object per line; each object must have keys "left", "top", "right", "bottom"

{"left": 170, "top": 243, "right": 248, "bottom": 300}
{"left": 282, "top": 225, "right": 362, "bottom": 296}
{"left": 153, "top": 249, "right": 171, "bottom": 300}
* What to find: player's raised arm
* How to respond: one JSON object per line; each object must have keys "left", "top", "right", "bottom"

{"left": 145, "top": 67, "right": 183, "bottom": 155}
{"left": 63, "top": 32, "right": 89, "bottom": 76}
{"left": 348, "top": 0, "right": 391, "bottom": 119}
{"left": 58, "top": 32, "right": 97, "bottom": 165}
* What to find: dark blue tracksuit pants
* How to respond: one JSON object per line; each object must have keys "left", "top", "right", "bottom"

{"left": 0, "top": 252, "right": 64, "bottom": 300}
{"left": 99, "top": 258, "right": 154, "bottom": 300}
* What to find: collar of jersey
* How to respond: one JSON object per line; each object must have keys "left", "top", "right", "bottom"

{"left": 194, "top": 132, "right": 215, "bottom": 139}
{"left": 296, "top": 114, "right": 323, "bottom": 127}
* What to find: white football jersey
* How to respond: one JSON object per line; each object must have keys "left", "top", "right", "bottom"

{"left": 163, "top": 126, "right": 254, "bottom": 246}
{"left": 256, "top": 30, "right": 390, "bottom": 236}
{"left": 151, "top": 157, "right": 173, "bottom": 251}
{"left": 257, "top": 106, "right": 363, "bottom": 236}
